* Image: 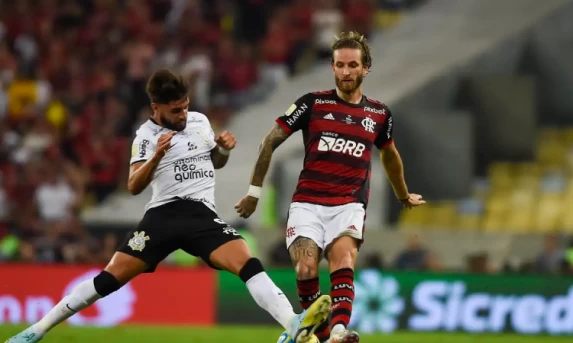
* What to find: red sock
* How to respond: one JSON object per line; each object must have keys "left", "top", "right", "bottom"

{"left": 297, "top": 278, "right": 330, "bottom": 342}
{"left": 296, "top": 278, "right": 320, "bottom": 310}
{"left": 330, "top": 268, "right": 355, "bottom": 329}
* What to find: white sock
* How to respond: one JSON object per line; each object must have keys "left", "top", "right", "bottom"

{"left": 35, "top": 279, "right": 102, "bottom": 333}
{"left": 246, "top": 272, "right": 296, "bottom": 330}
{"left": 331, "top": 324, "right": 346, "bottom": 335}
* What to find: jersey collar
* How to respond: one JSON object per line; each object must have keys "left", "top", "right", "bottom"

{"left": 148, "top": 117, "right": 163, "bottom": 129}
{"left": 332, "top": 89, "right": 366, "bottom": 108}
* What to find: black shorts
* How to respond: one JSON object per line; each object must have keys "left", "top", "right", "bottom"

{"left": 117, "top": 200, "right": 243, "bottom": 272}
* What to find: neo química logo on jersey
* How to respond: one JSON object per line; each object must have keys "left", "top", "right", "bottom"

{"left": 173, "top": 156, "right": 214, "bottom": 182}
{"left": 348, "top": 270, "right": 573, "bottom": 335}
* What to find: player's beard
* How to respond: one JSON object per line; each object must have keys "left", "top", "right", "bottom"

{"left": 162, "top": 115, "right": 186, "bottom": 131}
{"left": 335, "top": 74, "right": 364, "bottom": 94}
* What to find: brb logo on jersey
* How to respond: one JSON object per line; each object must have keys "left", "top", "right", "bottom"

{"left": 318, "top": 136, "right": 365, "bottom": 157}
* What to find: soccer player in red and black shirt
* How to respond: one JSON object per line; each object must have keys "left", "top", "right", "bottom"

{"left": 236, "top": 32, "right": 425, "bottom": 343}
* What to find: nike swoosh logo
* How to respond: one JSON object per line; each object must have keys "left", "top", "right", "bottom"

{"left": 22, "top": 333, "right": 35, "bottom": 342}
{"left": 66, "top": 304, "right": 77, "bottom": 313}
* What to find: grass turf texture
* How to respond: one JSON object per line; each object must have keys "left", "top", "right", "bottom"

{"left": 1, "top": 325, "right": 571, "bottom": 343}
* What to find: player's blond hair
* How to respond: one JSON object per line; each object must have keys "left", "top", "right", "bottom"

{"left": 331, "top": 31, "right": 372, "bottom": 69}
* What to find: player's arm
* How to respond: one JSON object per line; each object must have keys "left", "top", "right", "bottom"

{"left": 235, "top": 93, "right": 313, "bottom": 218}
{"left": 233, "top": 124, "right": 289, "bottom": 218}
{"left": 210, "top": 130, "right": 236, "bottom": 169}
{"left": 210, "top": 148, "right": 229, "bottom": 169}
{"left": 375, "top": 111, "right": 425, "bottom": 208}
{"left": 250, "top": 123, "right": 290, "bottom": 187}
{"left": 128, "top": 158, "right": 162, "bottom": 195}
{"left": 380, "top": 142, "right": 409, "bottom": 200}
{"left": 374, "top": 111, "right": 408, "bottom": 199}
{"left": 249, "top": 93, "right": 313, "bottom": 189}
{"left": 127, "top": 132, "right": 175, "bottom": 195}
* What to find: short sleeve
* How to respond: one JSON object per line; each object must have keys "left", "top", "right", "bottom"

{"left": 205, "top": 124, "right": 217, "bottom": 150}
{"left": 374, "top": 109, "right": 394, "bottom": 149}
{"left": 130, "top": 133, "right": 157, "bottom": 165}
{"left": 275, "top": 93, "right": 314, "bottom": 135}
{"left": 200, "top": 116, "right": 218, "bottom": 151}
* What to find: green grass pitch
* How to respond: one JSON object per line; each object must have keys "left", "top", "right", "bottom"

{"left": 1, "top": 325, "right": 572, "bottom": 343}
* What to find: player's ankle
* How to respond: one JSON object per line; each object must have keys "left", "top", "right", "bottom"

{"left": 287, "top": 312, "right": 298, "bottom": 325}
{"left": 331, "top": 324, "right": 346, "bottom": 334}
{"left": 29, "top": 324, "right": 47, "bottom": 336}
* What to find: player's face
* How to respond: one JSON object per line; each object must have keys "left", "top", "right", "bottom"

{"left": 153, "top": 97, "right": 189, "bottom": 131}
{"left": 332, "top": 48, "right": 368, "bottom": 94}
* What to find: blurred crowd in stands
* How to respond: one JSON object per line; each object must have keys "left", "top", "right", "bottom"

{"left": 0, "top": 0, "right": 424, "bottom": 264}
{"left": 269, "top": 231, "right": 573, "bottom": 276}
{"left": 1, "top": 0, "right": 570, "bottom": 276}
{"left": 0, "top": 0, "right": 569, "bottom": 276}
{"left": 0, "top": 0, "right": 570, "bottom": 278}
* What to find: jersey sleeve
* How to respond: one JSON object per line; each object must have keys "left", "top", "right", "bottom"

{"left": 275, "top": 93, "right": 314, "bottom": 134}
{"left": 200, "top": 114, "right": 218, "bottom": 151}
{"left": 205, "top": 124, "right": 218, "bottom": 151}
{"left": 130, "top": 133, "right": 157, "bottom": 165}
{"left": 374, "top": 109, "right": 394, "bottom": 149}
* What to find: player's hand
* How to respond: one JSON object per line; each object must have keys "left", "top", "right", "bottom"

{"left": 215, "top": 131, "right": 236, "bottom": 151}
{"left": 400, "top": 193, "right": 426, "bottom": 209}
{"left": 154, "top": 131, "right": 177, "bottom": 159}
{"left": 235, "top": 195, "right": 258, "bottom": 218}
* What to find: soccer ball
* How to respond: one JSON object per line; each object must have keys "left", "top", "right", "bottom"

{"left": 277, "top": 332, "right": 291, "bottom": 343}
{"left": 277, "top": 332, "right": 319, "bottom": 343}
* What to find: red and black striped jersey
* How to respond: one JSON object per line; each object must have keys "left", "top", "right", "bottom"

{"left": 275, "top": 89, "right": 393, "bottom": 207}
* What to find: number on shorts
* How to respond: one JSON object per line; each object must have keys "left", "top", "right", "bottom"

{"left": 214, "top": 218, "right": 226, "bottom": 225}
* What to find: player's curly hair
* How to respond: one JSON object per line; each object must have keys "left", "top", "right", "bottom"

{"left": 331, "top": 31, "right": 372, "bottom": 69}
{"left": 146, "top": 69, "right": 189, "bottom": 104}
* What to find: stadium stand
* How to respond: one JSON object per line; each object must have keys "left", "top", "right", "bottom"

{"left": 0, "top": 0, "right": 419, "bottom": 264}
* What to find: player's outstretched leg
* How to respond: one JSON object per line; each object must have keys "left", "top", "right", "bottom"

{"left": 209, "top": 239, "right": 331, "bottom": 343}
{"left": 4, "top": 253, "right": 147, "bottom": 343}
{"left": 325, "top": 236, "right": 360, "bottom": 343}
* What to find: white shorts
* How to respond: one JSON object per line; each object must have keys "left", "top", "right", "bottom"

{"left": 285, "top": 202, "right": 366, "bottom": 252}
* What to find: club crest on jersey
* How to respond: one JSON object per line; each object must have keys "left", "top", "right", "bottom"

{"left": 128, "top": 231, "right": 150, "bottom": 251}
{"left": 361, "top": 117, "right": 376, "bottom": 133}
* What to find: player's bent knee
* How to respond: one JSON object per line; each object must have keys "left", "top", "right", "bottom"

{"left": 295, "top": 260, "right": 319, "bottom": 280}
{"left": 328, "top": 254, "right": 355, "bottom": 271}
{"left": 104, "top": 251, "right": 148, "bottom": 283}
{"left": 210, "top": 239, "right": 253, "bottom": 275}
{"left": 238, "top": 257, "right": 265, "bottom": 283}
{"left": 327, "top": 236, "right": 359, "bottom": 270}
{"left": 93, "top": 271, "right": 121, "bottom": 297}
